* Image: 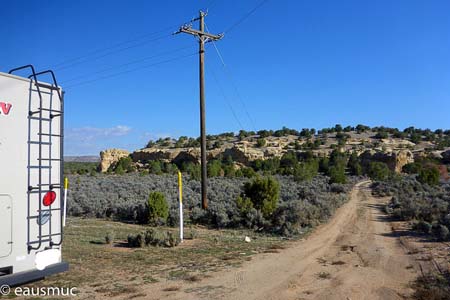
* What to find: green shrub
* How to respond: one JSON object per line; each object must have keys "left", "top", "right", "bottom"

{"left": 207, "top": 160, "right": 223, "bottom": 177}
{"left": 223, "top": 164, "right": 236, "bottom": 178}
{"left": 115, "top": 164, "right": 125, "bottom": 175}
{"left": 181, "top": 162, "right": 201, "bottom": 181}
{"left": 252, "top": 158, "right": 280, "bottom": 174}
{"left": 64, "top": 162, "right": 98, "bottom": 175}
{"left": 128, "top": 229, "right": 180, "bottom": 248}
{"left": 186, "top": 227, "right": 198, "bottom": 240}
{"left": 241, "top": 167, "right": 256, "bottom": 178}
{"left": 402, "top": 162, "right": 423, "bottom": 174}
{"left": 113, "top": 157, "right": 135, "bottom": 174}
{"left": 375, "top": 131, "right": 389, "bottom": 139}
{"left": 319, "top": 157, "right": 330, "bottom": 174}
{"left": 329, "top": 149, "right": 347, "bottom": 167}
{"left": 105, "top": 232, "right": 115, "bottom": 244}
{"left": 347, "top": 152, "right": 362, "bottom": 176}
{"left": 256, "top": 138, "right": 266, "bottom": 147}
{"left": 127, "top": 233, "right": 144, "bottom": 247}
{"left": 163, "top": 163, "right": 178, "bottom": 174}
{"left": 236, "top": 167, "right": 256, "bottom": 178}
{"left": 412, "top": 220, "right": 432, "bottom": 234}
{"left": 144, "top": 229, "right": 166, "bottom": 246}
{"left": 368, "top": 162, "right": 390, "bottom": 181}
{"left": 280, "top": 152, "right": 298, "bottom": 175}
{"left": 148, "top": 161, "right": 163, "bottom": 175}
{"left": 435, "top": 225, "right": 449, "bottom": 241}
{"left": 294, "top": 160, "right": 319, "bottom": 182}
{"left": 167, "top": 232, "right": 181, "bottom": 247}
{"left": 242, "top": 176, "right": 280, "bottom": 218}
{"left": 418, "top": 166, "right": 440, "bottom": 186}
{"left": 236, "top": 196, "right": 254, "bottom": 214}
{"left": 140, "top": 170, "right": 150, "bottom": 176}
{"left": 147, "top": 192, "right": 169, "bottom": 225}
{"left": 329, "top": 165, "right": 347, "bottom": 184}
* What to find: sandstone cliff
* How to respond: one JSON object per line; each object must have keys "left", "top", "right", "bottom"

{"left": 97, "top": 130, "right": 433, "bottom": 173}
{"left": 99, "top": 149, "right": 130, "bottom": 172}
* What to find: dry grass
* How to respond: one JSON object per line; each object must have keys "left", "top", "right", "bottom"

{"left": 163, "top": 286, "right": 181, "bottom": 292}
{"left": 30, "top": 217, "right": 287, "bottom": 299}
{"left": 317, "top": 272, "right": 331, "bottom": 279}
{"left": 412, "top": 271, "right": 450, "bottom": 300}
{"left": 184, "top": 274, "right": 202, "bottom": 282}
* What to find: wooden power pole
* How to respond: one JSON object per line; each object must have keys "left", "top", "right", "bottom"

{"left": 175, "top": 11, "right": 223, "bottom": 209}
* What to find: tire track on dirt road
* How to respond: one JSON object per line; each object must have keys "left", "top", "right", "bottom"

{"left": 144, "top": 181, "right": 418, "bottom": 300}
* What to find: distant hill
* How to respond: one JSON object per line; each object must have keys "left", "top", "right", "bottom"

{"left": 64, "top": 156, "right": 100, "bottom": 163}
{"left": 98, "top": 125, "right": 450, "bottom": 174}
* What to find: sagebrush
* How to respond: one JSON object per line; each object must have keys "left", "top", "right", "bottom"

{"left": 68, "top": 174, "right": 357, "bottom": 235}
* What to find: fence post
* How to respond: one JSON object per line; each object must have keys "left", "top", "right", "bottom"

{"left": 178, "top": 171, "right": 183, "bottom": 241}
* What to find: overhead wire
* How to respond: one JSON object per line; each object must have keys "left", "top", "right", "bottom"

{"left": 51, "top": 0, "right": 224, "bottom": 72}
{"left": 64, "top": 52, "right": 197, "bottom": 89}
{"left": 49, "top": 25, "right": 179, "bottom": 70}
{"left": 53, "top": 34, "right": 173, "bottom": 72}
{"left": 61, "top": 5, "right": 216, "bottom": 89}
{"left": 223, "top": 0, "right": 271, "bottom": 34}
{"left": 208, "top": 65, "right": 246, "bottom": 131}
{"left": 48, "top": 0, "right": 267, "bottom": 76}
{"left": 61, "top": 45, "right": 193, "bottom": 84}
{"left": 205, "top": 23, "right": 257, "bottom": 131}
{"left": 61, "top": 0, "right": 267, "bottom": 107}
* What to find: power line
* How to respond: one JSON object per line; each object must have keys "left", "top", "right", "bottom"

{"left": 48, "top": 0, "right": 268, "bottom": 74}
{"left": 206, "top": 23, "right": 257, "bottom": 131}
{"left": 48, "top": 22, "right": 186, "bottom": 71}
{"left": 209, "top": 65, "right": 245, "bottom": 131}
{"left": 224, "top": 0, "right": 271, "bottom": 34}
{"left": 54, "top": 33, "right": 173, "bottom": 72}
{"left": 61, "top": 45, "right": 193, "bottom": 84}
{"left": 65, "top": 52, "right": 197, "bottom": 89}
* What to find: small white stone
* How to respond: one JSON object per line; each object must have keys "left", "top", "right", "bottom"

{"left": 244, "top": 236, "right": 251, "bottom": 243}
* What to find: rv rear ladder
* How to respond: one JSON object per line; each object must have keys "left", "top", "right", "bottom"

{"left": 26, "top": 74, "right": 63, "bottom": 252}
{"left": 8, "top": 65, "right": 65, "bottom": 252}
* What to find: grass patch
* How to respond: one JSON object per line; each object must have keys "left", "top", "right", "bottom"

{"left": 184, "top": 274, "right": 202, "bottom": 282}
{"left": 263, "top": 249, "right": 280, "bottom": 253}
{"left": 142, "top": 275, "right": 159, "bottom": 283}
{"left": 31, "top": 218, "right": 287, "bottom": 298}
{"left": 317, "top": 272, "right": 331, "bottom": 279}
{"left": 412, "top": 271, "right": 450, "bottom": 300}
{"left": 129, "top": 293, "right": 147, "bottom": 299}
{"left": 163, "top": 286, "right": 181, "bottom": 292}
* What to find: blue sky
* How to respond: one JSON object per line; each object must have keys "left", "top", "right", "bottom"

{"left": 2, "top": 0, "right": 449, "bottom": 155}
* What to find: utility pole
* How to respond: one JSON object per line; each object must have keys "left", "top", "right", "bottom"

{"left": 175, "top": 11, "right": 223, "bottom": 210}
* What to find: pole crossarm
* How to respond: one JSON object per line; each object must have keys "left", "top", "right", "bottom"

{"left": 177, "top": 27, "right": 224, "bottom": 42}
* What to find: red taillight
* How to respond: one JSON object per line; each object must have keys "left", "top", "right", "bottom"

{"left": 43, "top": 191, "right": 56, "bottom": 206}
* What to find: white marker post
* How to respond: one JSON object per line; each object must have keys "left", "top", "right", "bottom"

{"left": 178, "top": 171, "right": 183, "bottom": 242}
{"left": 63, "top": 177, "right": 68, "bottom": 227}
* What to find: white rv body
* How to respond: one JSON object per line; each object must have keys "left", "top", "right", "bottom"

{"left": 0, "top": 68, "right": 68, "bottom": 285}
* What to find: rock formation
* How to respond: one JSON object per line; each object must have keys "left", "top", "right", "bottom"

{"left": 99, "top": 149, "right": 130, "bottom": 172}
{"left": 131, "top": 148, "right": 181, "bottom": 163}
{"left": 96, "top": 130, "right": 442, "bottom": 173}
{"left": 360, "top": 150, "right": 414, "bottom": 173}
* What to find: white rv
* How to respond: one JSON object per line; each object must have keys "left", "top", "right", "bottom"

{"left": 0, "top": 65, "right": 68, "bottom": 285}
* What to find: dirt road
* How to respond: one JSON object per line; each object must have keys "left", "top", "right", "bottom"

{"left": 149, "top": 181, "right": 418, "bottom": 300}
